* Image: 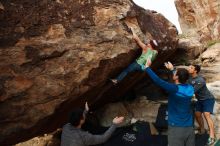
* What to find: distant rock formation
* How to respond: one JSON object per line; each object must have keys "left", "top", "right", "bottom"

{"left": 175, "top": 0, "right": 220, "bottom": 42}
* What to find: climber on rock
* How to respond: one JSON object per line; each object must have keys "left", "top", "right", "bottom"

{"left": 111, "top": 28, "right": 159, "bottom": 85}
{"left": 61, "top": 102, "right": 124, "bottom": 146}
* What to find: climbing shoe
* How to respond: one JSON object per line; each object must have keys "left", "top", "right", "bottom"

{"left": 207, "top": 137, "right": 216, "bottom": 146}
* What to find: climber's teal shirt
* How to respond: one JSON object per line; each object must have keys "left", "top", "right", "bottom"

{"left": 144, "top": 67, "right": 194, "bottom": 127}
{"left": 136, "top": 49, "right": 157, "bottom": 65}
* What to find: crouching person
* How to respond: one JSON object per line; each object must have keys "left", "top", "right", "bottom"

{"left": 61, "top": 102, "right": 124, "bottom": 146}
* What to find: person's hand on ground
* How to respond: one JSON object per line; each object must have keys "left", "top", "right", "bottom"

{"left": 164, "top": 61, "right": 174, "bottom": 70}
{"left": 85, "top": 102, "right": 89, "bottom": 112}
{"left": 112, "top": 116, "right": 124, "bottom": 124}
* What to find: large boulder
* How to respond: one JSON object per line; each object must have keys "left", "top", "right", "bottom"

{"left": 201, "top": 43, "right": 220, "bottom": 64}
{"left": 176, "top": 37, "right": 205, "bottom": 60}
{"left": 0, "top": 0, "right": 178, "bottom": 145}
{"left": 198, "top": 43, "right": 220, "bottom": 82}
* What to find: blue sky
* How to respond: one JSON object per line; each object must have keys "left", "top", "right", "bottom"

{"left": 133, "top": 0, "right": 181, "bottom": 33}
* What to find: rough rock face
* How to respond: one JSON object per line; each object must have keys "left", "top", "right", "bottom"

{"left": 175, "top": 0, "right": 220, "bottom": 42}
{"left": 0, "top": 0, "right": 178, "bottom": 145}
{"left": 97, "top": 97, "right": 162, "bottom": 127}
{"left": 201, "top": 43, "right": 220, "bottom": 64}
{"left": 175, "top": 37, "right": 205, "bottom": 61}
{"left": 15, "top": 129, "right": 61, "bottom": 146}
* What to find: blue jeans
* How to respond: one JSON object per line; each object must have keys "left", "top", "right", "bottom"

{"left": 116, "top": 61, "right": 142, "bottom": 81}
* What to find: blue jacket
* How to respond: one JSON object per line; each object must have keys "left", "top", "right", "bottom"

{"left": 145, "top": 68, "right": 194, "bottom": 127}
